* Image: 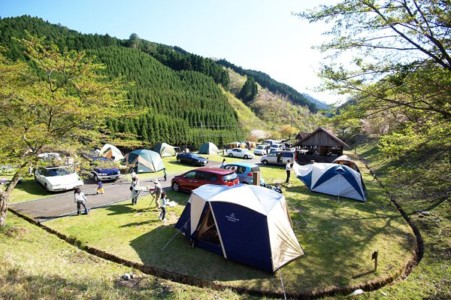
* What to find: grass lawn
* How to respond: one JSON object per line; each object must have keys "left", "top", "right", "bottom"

{"left": 0, "top": 213, "right": 247, "bottom": 299}
{"left": 43, "top": 153, "right": 417, "bottom": 296}
{"left": 355, "top": 144, "right": 451, "bottom": 299}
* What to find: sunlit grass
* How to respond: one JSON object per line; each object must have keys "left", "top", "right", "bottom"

{"left": 46, "top": 155, "right": 416, "bottom": 294}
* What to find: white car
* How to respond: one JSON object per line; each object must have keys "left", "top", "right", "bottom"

{"left": 225, "top": 148, "right": 255, "bottom": 159}
{"left": 253, "top": 145, "right": 268, "bottom": 156}
{"left": 34, "top": 165, "right": 84, "bottom": 192}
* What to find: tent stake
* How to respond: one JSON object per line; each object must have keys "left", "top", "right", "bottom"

{"left": 160, "top": 219, "right": 190, "bottom": 252}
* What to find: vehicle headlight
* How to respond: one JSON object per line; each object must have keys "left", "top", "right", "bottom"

{"left": 98, "top": 173, "right": 107, "bottom": 176}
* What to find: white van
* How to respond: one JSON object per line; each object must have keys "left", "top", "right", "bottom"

{"left": 261, "top": 151, "right": 295, "bottom": 165}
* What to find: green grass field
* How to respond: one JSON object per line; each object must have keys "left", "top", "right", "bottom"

{"left": 41, "top": 154, "right": 416, "bottom": 296}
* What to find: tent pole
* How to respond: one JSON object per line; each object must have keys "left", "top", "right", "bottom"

{"left": 160, "top": 218, "right": 190, "bottom": 252}
{"left": 278, "top": 270, "right": 288, "bottom": 300}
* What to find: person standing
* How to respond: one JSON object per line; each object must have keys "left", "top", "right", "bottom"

{"left": 159, "top": 191, "right": 168, "bottom": 221}
{"left": 74, "top": 188, "right": 89, "bottom": 215}
{"left": 151, "top": 179, "right": 162, "bottom": 209}
{"left": 96, "top": 180, "right": 104, "bottom": 194}
{"left": 130, "top": 177, "right": 140, "bottom": 205}
{"left": 285, "top": 160, "right": 292, "bottom": 184}
{"left": 163, "top": 168, "right": 167, "bottom": 181}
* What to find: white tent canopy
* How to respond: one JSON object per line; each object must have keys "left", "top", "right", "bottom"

{"left": 99, "top": 144, "right": 124, "bottom": 161}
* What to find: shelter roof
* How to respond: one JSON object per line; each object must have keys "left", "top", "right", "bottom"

{"left": 293, "top": 127, "right": 350, "bottom": 149}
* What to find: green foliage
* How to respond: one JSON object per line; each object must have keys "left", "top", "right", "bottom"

{"left": 300, "top": 0, "right": 451, "bottom": 204}
{"left": 0, "top": 16, "right": 245, "bottom": 148}
{"left": 217, "top": 59, "right": 318, "bottom": 112}
{"left": 238, "top": 76, "right": 258, "bottom": 103}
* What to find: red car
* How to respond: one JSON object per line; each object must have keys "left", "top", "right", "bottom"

{"left": 171, "top": 167, "right": 239, "bottom": 192}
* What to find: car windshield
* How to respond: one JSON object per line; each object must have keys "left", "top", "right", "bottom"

{"left": 222, "top": 172, "right": 238, "bottom": 181}
{"left": 256, "top": 146, "right": 265, "bottom": 149}
{"left": 46, "top": 166, "right": 75, "bottom": 177}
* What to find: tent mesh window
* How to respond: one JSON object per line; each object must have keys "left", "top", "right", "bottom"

{"left": 195, "top": 207, "right": 220, "bottom": 245}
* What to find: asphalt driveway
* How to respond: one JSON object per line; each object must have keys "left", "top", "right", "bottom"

{"left": 9, "top": 176, "right": 173, "bottom": 222}
{"left": 10, "top": 155, "right": 263, "bottom": 222}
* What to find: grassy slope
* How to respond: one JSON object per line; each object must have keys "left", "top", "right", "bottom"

{"left": 43, "top": 154, "right": 415, "bottom": 296}
{"left": 222, "top": 88, "right": 268, "bottom": 136}
{"left": 225, "top": 67, "right": 323, "bottom": 137}
{"left": 0, "top": 213, "right": 247, "bottom": 300}
{"left": 354, "top": 143, "right": 451, "bottom": 300}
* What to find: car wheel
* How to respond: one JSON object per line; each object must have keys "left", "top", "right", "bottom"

{"left": 244, "top": 155, "right": 248, "bottom": 159}
{"left": 262, "top": 160, "right": 268, "bottom": 165}
{"left": 172, "top": 181, "right": 180, "bottom": 192}
{"left": 228, "top": 153, "right": 233, "bottom": 157}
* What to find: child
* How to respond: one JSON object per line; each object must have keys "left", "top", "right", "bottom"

{"left": 96, "top": 180, "right": 104, "bottom": 194}
{"left": 130, "top": 177, "right": 139, "bottom": 205}
{"left": 74, "top": 188, "right": 88, "bottom": 215}
{"left": 159, "top": 191, "right": 168, "bottom": 221}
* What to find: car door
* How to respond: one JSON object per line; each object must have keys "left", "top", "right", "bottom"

{"left": 178, "top": 170, "right": 197, "bottom": 191}
{"left": 194, "top": 171, "right": 211, "bottom": 189}
{"left": 34, "top": 167, "right": 46, "bottom": 186}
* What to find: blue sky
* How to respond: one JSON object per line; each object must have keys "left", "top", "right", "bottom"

{"left": 0, "top": 0, "right": 340, "bottom": 104}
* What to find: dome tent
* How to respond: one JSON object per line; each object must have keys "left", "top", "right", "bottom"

{"left": 153, "top": 142, "right": 176, "bottom": 157}
{"left": 175, "top": 184, "right": 304, "bottom": 272}
{"left": 198, "top": 142, "right": 219, "bottom": 154}
{"left": 99, "top": 144, "right": 124, "bottom": 161}
{"left": 125, "top": 149, "right": 165, "bottom": 173}
{"left": 294, "top": 162, "right": 367, "bottom": 202}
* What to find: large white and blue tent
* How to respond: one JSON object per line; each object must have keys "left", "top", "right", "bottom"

{"left": 174, "top": 184, "right": 304, "bottom": 273}
{"left": 294, "top": 163, "right": 367, "bottom": 202}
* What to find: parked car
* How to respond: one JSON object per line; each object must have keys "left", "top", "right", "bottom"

{"left": 34, "top": 165, "right": 83, "bottom": 192}
{"left": 171, "top": 167, "right": 239, "bottom": 192}
{"left": 253, "top": 145, "right": 268, "bottom": 156}
{"left": 269, "top": 143, "right": 284, "bottom": 152}
{"left": 261, "top": 150, "right": 296, "bottom": 165}
{"left": 221, "top": 162, "right": 265, "bottom": 185}
{"left": 225, "top": 148, "right": 254, "bottom": 159}
{"left": 89, "top": 157, "right": 121, "bottom": 182}
{"left": 176, "top": 152, "right": 208, "bottom": 166}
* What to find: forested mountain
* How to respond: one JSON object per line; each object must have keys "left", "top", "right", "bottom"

{"left": 0, "top": 16, "right": 244, "bottom": 147}
{"left": 217, "top": 59, "right": 323, "bottom": 113}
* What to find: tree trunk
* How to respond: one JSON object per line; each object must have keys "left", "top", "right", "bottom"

{"left": 0, "top": 190, "right": 10, "bottom": 227}
{"left": 0, "top": 169, "right": 23, "bottom": 227}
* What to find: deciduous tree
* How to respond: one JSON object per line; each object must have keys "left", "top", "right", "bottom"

{"left": 0, "top": 34, "right": 128, "bottom": 226}
{"left": 298, "top": 0, "right": 450, "bottom": 202}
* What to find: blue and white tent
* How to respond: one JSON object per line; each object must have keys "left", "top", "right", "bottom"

{"left": 294, "top": 162, "right": 367, "bottom": 202}
{"left": 175, "top": 184, "right": 304, "bottom": 273}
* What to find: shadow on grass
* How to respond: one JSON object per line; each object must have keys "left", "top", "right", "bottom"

{"left": 129, "top": 225, "right": 272, "bottom": 283}
{"left": 278, "top": 174, "right": 415, "bottom": 292}
{"left": 12, "top": 178, "right": 48, "bottom": 197}
{"left": 1, "top": 265, "right": 174, "bottom": 299}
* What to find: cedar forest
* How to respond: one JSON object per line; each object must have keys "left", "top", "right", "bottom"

{"left": 0, "top": 16, "right": 320, "bottom": 149}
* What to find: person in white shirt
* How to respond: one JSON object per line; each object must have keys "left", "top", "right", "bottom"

{"left": 130, "top": 177, "right": 140, "bottom": 205}
{"left": 285, "top": 160, "right": 292, "bottom": 184}
{"left": 74, "top": 188, "right": 88, "bottom": 215}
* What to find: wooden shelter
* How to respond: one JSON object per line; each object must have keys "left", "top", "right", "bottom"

{"left": 294, "top": 127, "right": 351, "bottom": 164}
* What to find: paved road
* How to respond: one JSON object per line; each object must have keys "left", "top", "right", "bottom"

{"left": 10, "top": 156, "right": 263, "bottom": 222}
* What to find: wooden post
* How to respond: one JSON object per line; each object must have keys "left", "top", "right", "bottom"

{"left": 372, "top": 250, "right": 378, "bottom": 272}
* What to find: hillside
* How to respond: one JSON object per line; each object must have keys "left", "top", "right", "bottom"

{"left": 0, "top": 16, "right": 244, "bottom": 148}
{"left": 0, "top": 15, "right": 325, "bottom": 146}
{"left": 226, "top": 67, "right": 324, "bottom": 138}
{"left": 217, "top": 59, "right": 329, "bottom": 112}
